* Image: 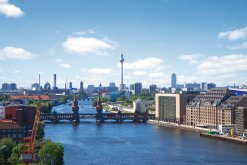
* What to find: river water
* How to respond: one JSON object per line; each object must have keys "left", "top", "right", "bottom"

{"left": 45, "top": 100, "right": 247, "bottom": 165}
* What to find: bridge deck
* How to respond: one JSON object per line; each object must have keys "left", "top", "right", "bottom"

{"left": 41, "top": 113, "right": 155, "bottom": 123}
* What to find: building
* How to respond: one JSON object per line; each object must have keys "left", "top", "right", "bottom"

{"left": 134, "top": 82, "right": 142, "bottom": 95}
{"left": 2, "top": 83, "right": 9, "bottom": 90}
{"left": 142, "top": 88, "right": 149, "bottom": 94}
{"left": 69, "top": 82, "right": 73, "bottom": 89}
{"left": 235, "top": 106, "right": 247, "bottom": 134}
{"left": 31, "top": 83, "right": 40, "bottom": 91}
{"left": 201, "top": 82, "right": 207, "bottom": 90}
{"left": 207, "top": 83, "right": 216, "bottom": 90}
{"left": 0, "top": 120, "right": 31, "bottom": 143}
{"left": 9, "top": 83, "right": 17, "bottom": 90}
{"left": 1, "top": 83, "right": 17, "bottom": 91}
{"left": 80, "top": 81, "right": 84, "bottom": 90}
{"left": 155, "top": 92, "right": 198, "bottom": 124}
{"left": 171, "top": 73, "right": 177, "bottom": 88}
{"left": 0, "top": 105, "right": 36, "bottom": 143}
{"left": 44, "top": 82, "right": 51, "bottom": 90}
{"left": 185, "top": 83, "right": 200, "bottom": 90}
{"left": 186, "top": 87, "right": 247, "bottom": 129}
{"left": 0, "top": 106, "right": 4, "bottom": 119}
{"left": 109, "top": 82, "right": 115, "bottom": 87}
{"left": 133, "top": 99, "right": 148, "bottom": 113}
{"left": 149, "top": 84, "right": 157, "bottom": 95}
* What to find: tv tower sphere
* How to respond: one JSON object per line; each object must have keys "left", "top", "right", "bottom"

{"left": 120, "top": 54, "right": 125, "bottom": 63}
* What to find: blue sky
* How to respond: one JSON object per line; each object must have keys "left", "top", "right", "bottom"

{"left": 0, "top": 0, "right": 247, "bottom": 88}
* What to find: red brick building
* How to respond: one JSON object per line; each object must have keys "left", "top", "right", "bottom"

{"left": 0, "top": 105, "right": 36, "bottom": 143}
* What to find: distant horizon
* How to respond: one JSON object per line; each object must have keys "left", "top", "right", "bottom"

{"left": 0, "top": 0, "right": 247, "bottom": 88}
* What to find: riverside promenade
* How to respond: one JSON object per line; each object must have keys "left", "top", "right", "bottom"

{"left": 148, "top": 120, "right": 209, "bottom": 133}
{"left": 148, "top": 120, "right": 247, "bottom": 144}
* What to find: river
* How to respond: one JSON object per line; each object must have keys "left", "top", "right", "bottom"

{"left": 45, "top": 100, "right": 247, "bottom": 165}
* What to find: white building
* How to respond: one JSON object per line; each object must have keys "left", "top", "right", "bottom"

{"left": 133, "top": 99, "right": 148, "bottom": 113}
{"left": 0, "top": 106, "right": 5, "bottom": 119}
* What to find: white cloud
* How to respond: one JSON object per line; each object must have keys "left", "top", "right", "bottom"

{"left": 178, "top": 54, "right": 204, "bottom": 64}
{"left": 117, "top": 57, "right": 168, "bottom": 87}
{"left": 133, "top": 71, "right": 147, "bottom": 76}
{"left": 178, "top": 53, "right": 247, "bottom": 85}
{"left": 229, "top": 42, "right": 247, "bottom": 50}
{"left": 60, "top": 63, "right": 71, "bottom": 69}
{"left": 218, "top": 27, "right": 247, "bottom": 41}
{"left": 123, "top": 57, "right": 163, "bottom": 71}
{"left": 82, "top": 67, "right": 113, "bottom": 76}
{"left": 62, "top": 37, "right": 115, "bottom": 55}
{"left": 0, "top": 47, "right": 36, "bottom": 60}
{"left": 0, "top": 0, "right": 24, "bottom": 17}
{"left": 197, "top": 54, "right": 247, "bottom": 77}
{"left": 148, "top": 72, "right": 165, "bottom": 78}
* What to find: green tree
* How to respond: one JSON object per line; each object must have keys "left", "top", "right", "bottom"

{"left": 8, "top": 144, "right": 24, "bottom": 165}
{"left": 0, "top": 138, "right": 15, "bottom": 164}
{"left": 38, "top": 141, "right": 64, "bottom": 165}
{"left": 92, "top": 99, "right": 97, "bottom": 107}
{"left": 36, "top": 122, "right": 45, "bottom": 140}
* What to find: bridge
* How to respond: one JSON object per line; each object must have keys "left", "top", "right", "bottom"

{"left": 41, "top": 93, "right": 155, "bottom": 123}
{"left": 40, "top": 113, "right": 155, "bottom": 123}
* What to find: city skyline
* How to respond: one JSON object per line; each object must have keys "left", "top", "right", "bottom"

{"left": 0, "top": 0, "right": 247, "bottom": 88}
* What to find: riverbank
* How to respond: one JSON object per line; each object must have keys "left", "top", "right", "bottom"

{"left": 148, "top": 120, "right": 247, "bottom": 145}
{"left": 148, "top": 120, "right": 209, "bottom": 133}
{"left": 200, "top": 133, "right": 247, "bottom": 145}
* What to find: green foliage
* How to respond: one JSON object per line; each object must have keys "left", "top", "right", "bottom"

{"left": 8, "top": 144, "right": 24, "bottom": 165}
{"left": 60, "top": 95, "right": 70, "bottom": 104}
{"left": 0, "top": 94, "right": 10, "bottom": 101}
{"left": 0, "top": 138, "right": 15, "bottom": 164}
{"left": 38, "top": 141, "right": 64, "bottom": 165}
{"left": 30, "top": 102, "right": 53, "bottom": 114}
{"left": 92, "top": 99, "right": 97, "bottom": 107}
{"left": 36, "top": 122, "right": 45, "bottom": 140}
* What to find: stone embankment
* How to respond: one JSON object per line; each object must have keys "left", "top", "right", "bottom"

{"left": 148, "top": 120, "right": 208, "bottom": 133}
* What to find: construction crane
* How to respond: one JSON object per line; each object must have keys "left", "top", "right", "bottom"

{"left": 20, "top": 104, "right": 41, "bottom": 163}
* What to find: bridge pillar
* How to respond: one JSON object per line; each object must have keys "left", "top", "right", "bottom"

{"left": 72, "top": 97, "right": 80, "bottom": 123}
{"left": 95, "top": 91, "right": 104, "bottom": 123}
{"left": 53, "top": 111, "right": 58, "bottom": 123}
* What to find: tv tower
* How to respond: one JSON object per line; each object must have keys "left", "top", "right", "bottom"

{"left": 120, "top": 53, "right": 125, "bottom": 91}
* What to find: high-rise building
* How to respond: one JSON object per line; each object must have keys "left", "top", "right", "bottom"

{"left": 201, "top": 82, "right": 207, "bottom": 90}
{"left": 69, "top": 82, "right": 73, "bottom": 89}
{"left": 149, "top": 84, "right": 157, "bottom": 95}
{"left": 9, "top": 83, "right": 17, "bottom": 91}
{"left": 120, "top": 54, "right": 125, "bottom": 91}
{"left": 134, "top": 82, "right": 142, "bottom": 95}
{"left": 207, "top": 83, "right": 216, "bottom": 90}
{"left": 53, "top": 74, "right": 57, "bottom": 88}
{"left": 155, "top": 92, "right": 197, "bottom": 124}
{"left": 80, "top": 81, "right": 84, "bottom": 90}
{"left": 171, "top": 73, "right": 177, "bottom": 88}
{"left": 2, "top": 83, "right": 9, "bottom": 90}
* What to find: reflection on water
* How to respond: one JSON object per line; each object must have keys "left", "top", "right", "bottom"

{"left": 45, "top": 100, "right": 247, "bottom": 165}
